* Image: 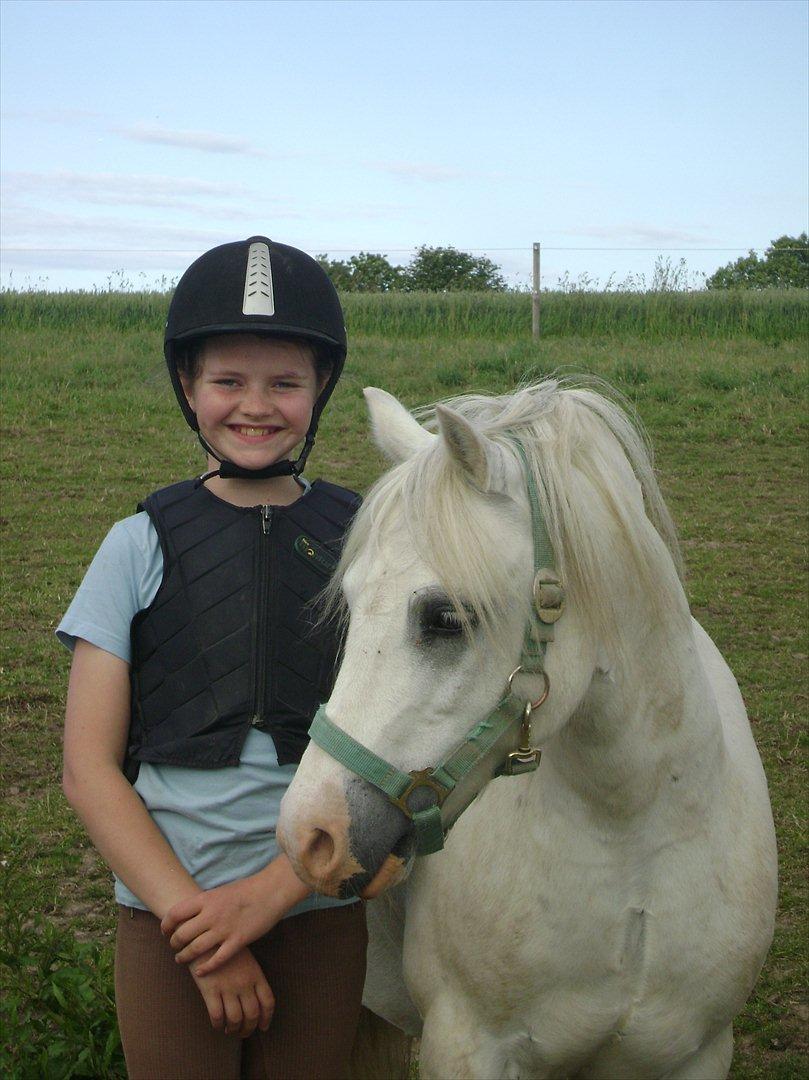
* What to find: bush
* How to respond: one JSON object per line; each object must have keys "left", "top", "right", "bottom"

{"left": 707, "top": 233, "right": 809, "bottom": 289}
{"left": 316, "top": 251, "right": 405, "bottom": 292}
{"left": 0, "top": 863, "right": 124, "bottom": 1079}
{"left": 316, "top": 246, "right": 507, "bottom": 293}
{"left": 403, "top": 246, "right": 506, "bottom": 292}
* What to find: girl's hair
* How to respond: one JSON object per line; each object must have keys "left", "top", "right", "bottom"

{"left": 176, "top": 334, "right": 334, "bottom": 385}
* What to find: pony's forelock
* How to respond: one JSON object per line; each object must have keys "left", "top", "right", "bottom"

{"left": 322, "top": 376, "right": 687, "bottom": 664}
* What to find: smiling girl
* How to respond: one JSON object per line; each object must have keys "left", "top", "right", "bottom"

{"left": 59, "top": 238, "right": 365, "bottom": 1079}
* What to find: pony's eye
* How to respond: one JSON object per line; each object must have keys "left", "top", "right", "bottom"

{"left": 434, "top": 608, "right": 463, "bottom": 633}
{"left": 424, "top": 604, "right": 477, "bottom": 637}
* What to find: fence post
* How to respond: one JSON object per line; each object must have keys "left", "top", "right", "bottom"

{"left": 532, "top": 242, "right": 541, "bottom": 340}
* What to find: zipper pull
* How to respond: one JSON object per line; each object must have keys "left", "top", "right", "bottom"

{"left": 260, "top": 505, "right": 273, "bottom": 534}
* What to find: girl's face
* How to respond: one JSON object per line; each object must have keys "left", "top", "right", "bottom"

{"left": 181, "top": 335, "right": 323, "bottom": 471}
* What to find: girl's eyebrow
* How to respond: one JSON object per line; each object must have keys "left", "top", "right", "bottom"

{"left": 207, "top": 367, "right": 307, "bottom": 378}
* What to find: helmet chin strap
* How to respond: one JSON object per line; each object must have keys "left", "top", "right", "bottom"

{"left": 186, "top": 377, "right": 326, "bottom": 484}
{"left": 197, "top": 431, "right": 316, "bottom": 483}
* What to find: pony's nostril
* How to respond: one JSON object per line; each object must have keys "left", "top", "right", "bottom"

{"left": 303, "top": 827, "right": 336, "bottom": 874}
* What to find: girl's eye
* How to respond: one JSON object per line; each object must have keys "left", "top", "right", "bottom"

{"left": 213, "top": 378, "right": 239, "bottom": 387}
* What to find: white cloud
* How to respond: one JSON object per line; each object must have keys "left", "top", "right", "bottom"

{"left": 0, "top": 168, "right": 415, "bottom": 279}
{"left": 2, "top": 170, "right": 259, "bottom": 213}
{"left": 117, "top": 123, "right": 268, "bottom": 157}
{"left": 558, "top": 223, "right": 718, "bottom": 246}
{"left": 0, "top": 208, "right": 246, "bottom": 273}
{"left": 0, "top": 202, "right": 319, "bottom": 260}
{"left": 5, "top": 169, "right": 240, "bottom": 205}
{"left": 0, "top": 204, "right": 238, "bottom": 248}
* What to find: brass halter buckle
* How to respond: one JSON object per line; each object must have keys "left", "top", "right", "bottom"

{"left": 389, "top": 768, "right": 450, "bottom": 818}
{"left": 503, "top": 667, "right": 548, "bottom": 776}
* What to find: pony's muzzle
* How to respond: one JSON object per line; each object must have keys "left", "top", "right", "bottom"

{"left": 278, "top": 818, "right": 354, "bottom": 898}
{"left": 278, "top": 755, "right": 419, "bottom": 897}
{"left": 360, "top": 850, "right": 409, "bottom": 898}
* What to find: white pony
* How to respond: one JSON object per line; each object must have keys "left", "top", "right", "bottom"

{"left": 278, "top": 379, "right": 777, "bottom": 1080}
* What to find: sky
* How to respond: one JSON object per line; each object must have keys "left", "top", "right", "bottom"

{"left": 1, "top": 0, "right": 807, "bottom": 292}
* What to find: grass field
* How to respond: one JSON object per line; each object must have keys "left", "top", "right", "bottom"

{"left": 1, "top": 290, "right": 806, "bottom": 1077}
{"left": 2, "top": 284, "right": 808, "bottom": 341}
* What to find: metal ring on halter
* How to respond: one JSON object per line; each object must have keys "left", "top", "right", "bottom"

{"left": 507, "top": 666, "right": 551, "bottom": 710}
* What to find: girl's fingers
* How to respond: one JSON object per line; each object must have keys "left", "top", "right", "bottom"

{"left": 238, "top": 991, "right": 260, "bottom": 1039}
{"left": 190, "top": 937, "right": 241, "bottom": 976}
{"left": 160, "top": 897, "right": 201, "bottom": 935}
{"left": 169, "top": 915, "right": 205, "bottom": 951}
{"left": 256, "top": 979, "right": 275, "bottom": 1031}
{"left": 177, "top": 930, "right": 219, "bottom": 966}
{"left": 222, "top": 991, "right": 244, "bottom": 1037}
{"left": 203, "top": 989, "right": 225, "bottom": 1031}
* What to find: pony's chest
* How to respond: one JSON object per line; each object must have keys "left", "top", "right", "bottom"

{"left": 411, "top": 864, "right": 649, "bottom": 998}
{"left": 406, "top": 803, "right": 736, "bottom": 1047}
{"left": 407, "top": 880, "right": 716, "bottom": 1077}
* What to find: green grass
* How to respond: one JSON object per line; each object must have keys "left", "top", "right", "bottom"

{"left": 2, "top": 284, "right": 808, "bottom": 340}
{"left": 1, "top": 304, "right": 807, "bottom": 1077}
{"left": 1, "top": 853, "right": 124, "bottom": 1078}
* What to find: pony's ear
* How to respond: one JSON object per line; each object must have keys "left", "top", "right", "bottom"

{"left": 435, "top": 405, "right": 512, "bottom": 494}
{"left": 364, "top": 387, "right": 435, "bottom": 463}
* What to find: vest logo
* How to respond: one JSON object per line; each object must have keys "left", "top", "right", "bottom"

{"left": 294, "top": 534, "right": 338, "bottom": 577}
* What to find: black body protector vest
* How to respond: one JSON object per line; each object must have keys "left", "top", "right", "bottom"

{"left": 128, "top": 479, "right": 360, "bottom": 772}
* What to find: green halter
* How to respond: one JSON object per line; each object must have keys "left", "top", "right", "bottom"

{"left": 309, "top": 440, "right": 564, "bottom": 856}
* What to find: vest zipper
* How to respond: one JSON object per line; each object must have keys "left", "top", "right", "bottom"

{"left": 252, "top": 505, "right": 273, "bottom": 726}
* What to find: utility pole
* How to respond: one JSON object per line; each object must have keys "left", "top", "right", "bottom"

{"left": 532, "top": 242, "right": 541, "bottom": 340}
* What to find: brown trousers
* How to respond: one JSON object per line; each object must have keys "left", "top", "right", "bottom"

{"left": 115, "top": 902, "right": 368, "bottom": 1080}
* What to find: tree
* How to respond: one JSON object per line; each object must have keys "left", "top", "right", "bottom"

{"left": 345, "top": 252, "right": 404, "bottom": 292}
{"left": 316, "top": 254, "right": 353, "bottom": 291}
{"left": 317, "top": 246, "right": 507, "bottom": 292}
{"left": 316, "top": 252, "right": 403, "bottom": 292}
{"left": 403, "top": 246, "right": 506, "bottom": 292}
{"left": 706, "top": 233, "right": 808, "bottom": 289}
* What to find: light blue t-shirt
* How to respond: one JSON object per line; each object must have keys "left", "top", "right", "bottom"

{"left": 58, "top": 512, "right": 354, "bottom": 915}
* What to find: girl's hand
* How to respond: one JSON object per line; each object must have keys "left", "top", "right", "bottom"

{"left": 190, "top": 946, "right": 274, "bottom": 1038}
{"left": 161, "top": 856, "right": 311, "bottom": 975}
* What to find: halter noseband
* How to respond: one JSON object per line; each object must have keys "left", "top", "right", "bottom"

{"left": 308, "top": 440, "right": 564, "bottom": 855}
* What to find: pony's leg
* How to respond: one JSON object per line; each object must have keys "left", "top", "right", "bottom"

{"left": 363, "top": 886, "right": 422, "bottom": 1035}
{"left": 418, "top": 998, "right": 535, "bottom": 1080}
{"left": 346, "top": 1006, "right": 414, "bottom": 1080}
{"left": 661, "top": 1025, "right": 734, "bottom": 1080}
{"left": 419, "top": 1031, "right": 505, "bottom": 1080}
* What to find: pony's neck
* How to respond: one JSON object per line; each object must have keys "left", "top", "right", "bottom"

{"left": 545, "top": 598, "right": 725, "bottom": 824}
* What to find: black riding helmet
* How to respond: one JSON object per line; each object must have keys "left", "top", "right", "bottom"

{"left": 164, "top": 236, "right": 347, "bottom": 480}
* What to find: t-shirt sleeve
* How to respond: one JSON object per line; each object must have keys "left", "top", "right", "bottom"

{"left": 56, "top": 512, "right": 163, "bottom": 664}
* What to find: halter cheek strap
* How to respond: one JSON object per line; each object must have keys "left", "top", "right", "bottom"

{"left": 308, "top": 437, "right": 565, "bottom": 856}
{"left": 309, "top": 684, "right": 545, "bottom": 856}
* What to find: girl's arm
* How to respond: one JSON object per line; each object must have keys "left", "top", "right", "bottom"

{"left": 160, "top": 854, "right": 314, "bottom": 974}
{"left": 62, "top": 638, "right": 202, "bottom": 916}
{"left": 63, "top": 638, "right": 274, "bottom": 1035}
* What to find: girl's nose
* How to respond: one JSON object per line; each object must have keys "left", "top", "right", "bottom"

{"left": 241, "top": 385, "right": 275, "bottom": 417}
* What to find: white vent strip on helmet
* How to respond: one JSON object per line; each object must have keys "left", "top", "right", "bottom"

{"left": 242, "top": 242, "right": 275, "bottom": 316}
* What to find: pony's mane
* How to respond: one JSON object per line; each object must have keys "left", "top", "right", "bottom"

{"left": 327, "top": 376, "right": 687, "bottom": 663}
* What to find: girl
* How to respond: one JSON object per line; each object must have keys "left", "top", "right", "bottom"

{"left": 59, "top": 237, "right": 366, "bottom": 1079}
